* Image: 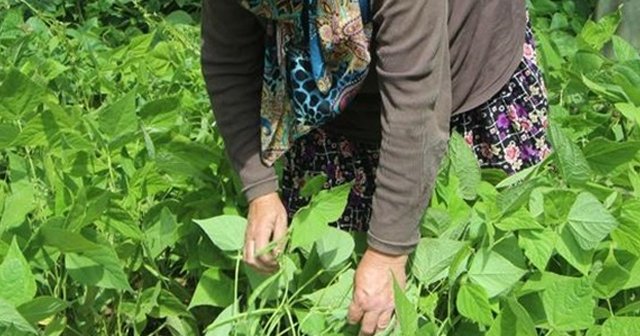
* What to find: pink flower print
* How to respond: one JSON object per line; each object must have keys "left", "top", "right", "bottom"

{"left": 339, "top": 140, "right": 353, "bottom": 157}
{"left": 523, "top": 43, "right": 534, "bottom": 60}
{"left": 464, "top": 131, "right": 474, "bottom": 146}
{"left": 507, "top": 105, "right": 518, "bottom": 121}
{"left": 480, "top": 143, "right": 493, "bottom": 159}
{"left": 335, "top": 166, "right": 345, "bottom": 184}
{"left": 353, "top": 168, "right": 366, "bottom": 195}
{"left": 519, "top": 118, "right": 532, "bottom": 132}
{"left": 504, "top": 142, "right": 521, "bottom": 164}
{"left": 539, "top": 144, "right": 552, "bottom": 160}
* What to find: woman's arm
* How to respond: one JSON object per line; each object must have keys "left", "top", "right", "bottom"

{"left": 367, "top": 0, "right": 453, "bottom": 255}
{"left": 200, "top": 0, "right": 278, "bottom": 202}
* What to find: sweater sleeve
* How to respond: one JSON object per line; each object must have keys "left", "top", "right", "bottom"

{"left": 366, "top": 0, "right": 453, "bottom": 255}
{"left": 200, "top": 0, "right": 278, "bottom": 202}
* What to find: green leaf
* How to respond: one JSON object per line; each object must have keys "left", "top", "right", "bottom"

{"left": 308, "top": 183, "right": 352, "bottom": 223}
{"left": 541, "top": 189, "right": 577, "bottom": 226}
{"left": 65, "top": 246, "right": 131, "bottom": 291}
{"left": 40, "top": 226, "right": 100, "bottom": 253}
{"left": 140, "top": 97, "right": 180, "bottom": 132}
{"left": 290, "top": 206, "right": 331, "bottom": 253}
{"left": 305, "top": 269, "right": 353, "bottom": 309}
{"left": 40, "top": 227, "right": 131, "bottom": 291}
{"left": 97, "top": 91, "right": 138, "bottom": 138}
{"left": 246, "top": 256, "right": 296, "bottom": 303}
{"left": 0, "top": 69, "right": 46, "bottom": 120}
{"left": 449, "top": 132, "right": 481, "bottom": 200}
{"left": 547, "top": 124, "right": 591, "bottom": 186}
{"left": 468, "top": 249, "right": 526, "bottom": 298}
{"left": 145, "top": 207, "right": 179, "bottom": 258}
{"left": 194, "top": 215, "right": 247, "bottom": 252}
{"left": 165, "top": 10, "right": 195, "bottom": 25}
{"left": 602, "top": 317, "right": 640, "bottom": 336}
{"left": 62, "top": 185, "right": 87, "bottom": 232}
{"left": 497, "top": 178, "right": 542, "bottom": 217}
{"left": 486, "top": 298, "right": 536, "bottom": 336}
{"left": 0, "top": 298, "right": 38, "bottom": 335}
{"left": 133, "top": 282, "right": 161, "bottom": 326}
{"left": 582, "top": 75, "right": 628, "bottom": 102}
{"left": 567, "top": 192, "right": 619, "bottom": 250}
{"left": 315, "top": 227, "right": 355, "bottom": 270}
{"left": 188, "top": 268, "right": 234, "bottom": 309}
{"left": 10, "top": 115, "right": 47, "bottom": 148}
{"left": 43, "top": 315, "right": 66, "bottom": 336}
{"left": 616, "top": 103, "right": 640, "bottom": 126}
{"left": 624, "top": 256, "right": 640, "bottom": 290}
{"left": 299, "top": 174, "right": 328, "bottom": 199}
{"left": 583, "top": 138, "right": 640, "bottom": 175}
{"left": 418, "top": 293, "right": 439, "bottom": 321}
{"left": 612, "top": 36, "right": 640, "bottom": 62}
{"left": 295, "top": 309, "right": 328, "bottom": 336}
{"left": 593, "top": 250, "right": 630, "bottom": 299}
{"left": 204, "top": 302, "right": 237, "bottom": 336}
{"left": 518, "top": 229, "right": 556, "bottom": 271}
{"left": 393, "top": 279, "right": 418, "bottom": 336}
{"left": 411, "top": 238, "right": 467, "bottom": 286}
{"left": 290, "top": 184, "right": 351, "bottom": 252}
{"left": 0, "top": 179, "right": 35, "bottom": 232}
{"left": 0, "top": 123, "right": 19, "bottom": 148}
{"left": 537, "top": 30, "right": 564, "bottom": 70}
{"left": 495, "top": 208, "right": 543, "bottom": 231}
{"left": 16, "top": 296, "right": 68, "bottom": 324}
{"left": 579, "top": 14, "right": 620, "bottom": 51}
{"left": 0, "top": 238, "right": 36, "bottom": 306}
{"left": 456, "top": 282, "right": 493, "bottom": 326}
{"left": 556, "top": 226, "right": 593, "bottom": 275}
{"left": 152, "top": 289, "right": 191, "bottom": 319}
{"left": 612, "top": 200, "right": 640, "bottom": 255}
{"left": 541, "top": 273, "right": 594, "bottom": 331}
{"left": 155, "top": 138, "right": 220, "bottom": 180}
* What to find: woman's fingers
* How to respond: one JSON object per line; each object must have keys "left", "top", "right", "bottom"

{"left": 243, "top": 192, "right": 288, "bottom": 274}
{"left": 376, "top": 310, "right": 393, "bottom": 334}
{"left": 271, "top": 213, "right": 288, "bottom": 257}
{"left": 243, "top": 221, "right": 277, "bottom": 273}
{"left": 358, "top": 311, "right": 381, "bottom": 336}
{"left": 243, "top": 238, "right": 255, "bottom": 266}
{"left": 254, "top": 223, "right": 278, "bottom": 271}
{"left": 347, "top": 300, "right": 364, "bottom": 325}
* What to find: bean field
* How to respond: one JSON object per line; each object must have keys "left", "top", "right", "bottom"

{"left": 1, "top": 0, "right": 640, "bottom": 335}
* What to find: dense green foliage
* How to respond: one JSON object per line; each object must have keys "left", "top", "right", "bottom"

{"left": 1, "top": 0, "right": 640, "bottom": 335}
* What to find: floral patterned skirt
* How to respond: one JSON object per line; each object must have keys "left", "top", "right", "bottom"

{"left": 281, "top": 20, "right": 552, "bottom": 232}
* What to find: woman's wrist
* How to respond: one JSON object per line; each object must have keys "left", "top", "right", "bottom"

{"left": 365, "top": 246, "right": 409, "bottom": 264}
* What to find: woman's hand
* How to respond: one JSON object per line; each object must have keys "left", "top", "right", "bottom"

{"left": 243, "top": 192, "right": 288, "bottom": 274}
{"left": 348, "top": 248, "right": 408, "bottom": 335}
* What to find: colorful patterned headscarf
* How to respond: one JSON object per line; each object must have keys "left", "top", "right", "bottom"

{"left": 237, "top": 0, "right": 373, "bottom": 166}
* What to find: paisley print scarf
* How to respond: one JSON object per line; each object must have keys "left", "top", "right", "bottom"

{"left": 237, "top": 0, "right": 373, "bottom": 166}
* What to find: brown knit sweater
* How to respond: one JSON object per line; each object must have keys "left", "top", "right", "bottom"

{"left": 200, "top": 0, "right": 526, "bottom": 255}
